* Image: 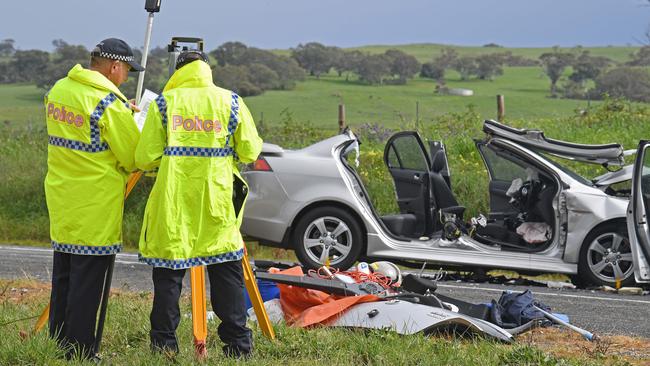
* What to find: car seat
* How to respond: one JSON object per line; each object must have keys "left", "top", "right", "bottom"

{"left": 430, "top": 151, "right": 465, "bottom": 219}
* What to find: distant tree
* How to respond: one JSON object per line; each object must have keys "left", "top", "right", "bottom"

{"left": 332, "top": 50, "right": 364, "bottom": 81}
{"left": 35, "top": 40, "right": 87, "bottom": 90}
{"left": 0, "top": 38, "right": 15, "bottom": 57}
{"left": 420, "top": 62, "right": 445, "bottom": 81}
{"left": 475, "top": 53, "right": 505, "bottom": 80}
{"left": 569, "top": 51, "right": 611, "bottom": 83}
{"left": 452, "top": 56, "right": 477, "bottom": 80}
{"left": 213, "top": 64, "right": 262, "bottom": 97}
{"left": 424, "top": 48, "right": 459, "bottom": 82}
{"left": 149, "top": 46, "right": 168, "bottom": 60}
{"left": 209, "top": 42, "right": 305, "bottom": 93}
{"left": 11, "top": 49, "right": 49, "bottom": 83}
{"left": 357, "top": 54, "right": 391, "bottom": 84}
{"left": 627, "top": 46, "right": 650, "bottom": 66}
{"left": 482, "top": 43, "right": 503, "bottom": 48}
{"left": 496, "top": 51, "right": 539, "bottom": 67}
{"left": 246, "top": 63, "right": 280, "bottom": 90}
{"left": 291, "top": 42, "right": 334, "bottom": 78}
{"left": 384, "top": 49, "right": 420, "bottom": 84}
{"left": 539, "top": 47, "right": 575, "bottom": 97}
{"left": 210, "top": 41, "right": 248, "bottom": 66}
{"left": 592, "top": 66, "right": 650, "bottom": 103}
{"left": 435, "top": 47, "right": 459, "bottom": 69}
{"left": 0, "top": 62, "right": 15, "bottom": 83}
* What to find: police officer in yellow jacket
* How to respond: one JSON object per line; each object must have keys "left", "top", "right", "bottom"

{"left": 45, "top": 38, "right": 142, "bottom": 358}
{"left": 135, "top": 51, "right": 262, "bottom": 357}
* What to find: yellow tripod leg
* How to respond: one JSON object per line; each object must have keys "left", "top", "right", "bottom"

{"left": 31, "top": 171, "right": 144, "bottom": 335}
{"left": 190, "top": 265, "right": 208, "bottom": 359}
{"left": 242, "top": 246, "right": 276, "bottom": 340}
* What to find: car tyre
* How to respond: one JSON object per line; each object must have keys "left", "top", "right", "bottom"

{"left": 293, "top": 206, "right": 363, "bottom": 270}
{"left": 577, "top": 223, "right": 635, "bottom": 287}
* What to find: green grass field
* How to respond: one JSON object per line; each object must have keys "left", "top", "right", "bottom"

{"left": 245, "top": 68, "right": 600, "bottom": 128}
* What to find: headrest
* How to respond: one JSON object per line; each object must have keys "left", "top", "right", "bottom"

{"left": 432, "top": 150, "right": 447, "bottom": 173}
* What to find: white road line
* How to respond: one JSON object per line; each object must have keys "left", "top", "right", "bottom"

{"left": 437, "top": 284, "right": 650, "bottom": 305}
{"left": 1, "top": 246, "right": 142, "bottom": 265}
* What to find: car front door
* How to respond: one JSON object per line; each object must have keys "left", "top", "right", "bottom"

{"left": 476, "top": 142, "right": 528, "bottom": 221}
{"left": 627, "top": 140, "right": 650, "bottom": 283}
{"left": 384, "top": 132, "right": 432, "bottom": 236}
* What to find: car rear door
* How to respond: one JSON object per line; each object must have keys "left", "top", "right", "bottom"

{"left": 627, "top": 140, "right": 650, "bottom": 283}
{"left": 384, "top": 132, "right": 432, "bottom": 235}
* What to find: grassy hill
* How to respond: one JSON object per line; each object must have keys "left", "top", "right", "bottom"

{"left": 272, "top": 43, "right": 639, "bottom": 64}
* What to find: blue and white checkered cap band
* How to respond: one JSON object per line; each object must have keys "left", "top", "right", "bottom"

{"left": 52, "top": 241, "right": 122, "bottom": 255}
{"left": 139, "top": 248, "right": 244, "bottom": 269}
{"left": 97, "top": 52, "right": 135, "bottom": 62}
{"left": 163, "top": 146, "right": 235, "bottom": 157}
{"left": 49, "top": 93, "right": 115, "bottom": 153}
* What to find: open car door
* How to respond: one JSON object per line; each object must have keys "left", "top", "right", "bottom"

{"left": 628, "top": 140, "right": 650, "bottom": 283}
{"left": 384, "top": 132, "right": 434, "bottom": 236}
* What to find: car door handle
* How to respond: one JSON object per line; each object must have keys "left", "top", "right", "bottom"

{"left": 413, "top": 173, "right": 420, "bottom": 180}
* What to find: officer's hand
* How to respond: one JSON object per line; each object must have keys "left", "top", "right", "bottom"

{"left": 129, "top": 99, "right": 141, "bottom": 112}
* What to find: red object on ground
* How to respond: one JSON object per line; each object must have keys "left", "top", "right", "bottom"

{"left": 270, "top": 266, "right": 380, "bottom": 328}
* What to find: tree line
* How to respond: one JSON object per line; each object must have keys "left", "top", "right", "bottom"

{"left": 1, "top": 38, "right": 650, "bottom": 102}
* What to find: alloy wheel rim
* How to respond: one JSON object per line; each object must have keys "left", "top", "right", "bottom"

{"left": 587, "top": 232, "right": 634, "bottom": 284}
{"left": 303, "top": 216, "right": 353, "bottom": 266}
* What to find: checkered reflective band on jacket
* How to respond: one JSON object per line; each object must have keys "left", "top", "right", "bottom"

{"left": 48, "top": 93, "right": 116, "bottom": 152}
{"left": 52, "top": 241, "right": 122, "bottom": 255}
{"left": 138, "top": 248, "right": 244, "bottom": 270}
{"left": 160, "top": 92, "right": 240, "bottom": 160}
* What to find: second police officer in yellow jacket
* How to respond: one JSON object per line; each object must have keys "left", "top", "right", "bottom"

{"left": 135, "top": 51, "right": 263, "bottom": 357}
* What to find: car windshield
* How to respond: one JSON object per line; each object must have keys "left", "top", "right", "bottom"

{"left": 535, "top": 152, "right": 594, "bottom": 186}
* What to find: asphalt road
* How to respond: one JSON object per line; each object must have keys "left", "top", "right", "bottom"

{"left": 1, "top": 245, "right": 649, "bottom": 338}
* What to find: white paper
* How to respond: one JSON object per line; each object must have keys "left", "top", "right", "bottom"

{"left": 133, "top": 89, "right": 159, "bottom": 132}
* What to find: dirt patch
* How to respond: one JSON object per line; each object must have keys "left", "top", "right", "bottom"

{"left": 0, "top": 279, "right": 50, "bottom": 304}
{"left": 520, "top": 327, "right": 650, "bottom": 365}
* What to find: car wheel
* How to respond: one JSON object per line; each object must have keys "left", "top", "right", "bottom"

{"left": 577, "top": 224, "right": 635, "bottom": 287}
{"left": 293, "top": 206, "right": 363, "bottom": 270}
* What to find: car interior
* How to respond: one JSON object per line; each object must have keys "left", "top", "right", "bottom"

{"left": 340, "top": 131, "right": 559, "bottom": 252}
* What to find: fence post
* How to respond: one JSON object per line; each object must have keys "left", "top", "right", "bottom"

{"left": 497, "top": 95, "right": 505, "bottom": 121}
{"left": 338, "top": 104, "right": 346, "bottom": 132}
{"left": 416, "top": 101, "right": 420, "bottom": 129}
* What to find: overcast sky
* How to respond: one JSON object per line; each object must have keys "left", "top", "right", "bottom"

{"left": 2, "top": 0, "right": 649, "bottom": 51}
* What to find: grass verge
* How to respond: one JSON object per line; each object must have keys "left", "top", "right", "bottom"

{"left": 0, "top": 279, "right": 648, "bottom": 365}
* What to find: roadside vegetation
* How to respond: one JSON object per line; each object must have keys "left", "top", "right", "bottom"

{"left": 0, "top": 279, "right": 646, "bottom": 365}
{"left": 1, "top": 41, "right": 649, "bottom": 247}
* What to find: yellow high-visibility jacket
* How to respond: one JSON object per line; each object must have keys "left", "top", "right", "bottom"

{"left": 45, "top": 64, "right": 140, "bottom": 255}
{"left": 136, "top": 61, "right": 262, "bottom": 269}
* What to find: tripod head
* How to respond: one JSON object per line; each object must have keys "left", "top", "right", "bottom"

{"left": 167, "top": 37, "right": 204, "bottom": 76}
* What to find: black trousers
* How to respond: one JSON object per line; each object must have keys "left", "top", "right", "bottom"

{"left": 49, "top": 252, "right": 112, "bottom": 358}
{"left": 150, "top": 260, "right": 253, "bottom": 357}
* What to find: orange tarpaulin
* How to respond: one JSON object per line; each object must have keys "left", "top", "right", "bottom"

{"left": 270, "top": 267, "right": 381, "bottom": 328}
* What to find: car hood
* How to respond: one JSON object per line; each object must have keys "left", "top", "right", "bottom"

{"left": 592, "top": 164, "right": 633, "bottom": 186}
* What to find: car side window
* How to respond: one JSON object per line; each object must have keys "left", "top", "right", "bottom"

{"left": 390, "top": 135, "right": 428, "bottom": 171}
{"left": 642, "top": 148, "right": 650, "bottom": 204}
{"left": 480, "top": 145, "right": 527, "bottom": 181}
{"left": 386, "top": 146, "right": 400, "bottom": 169}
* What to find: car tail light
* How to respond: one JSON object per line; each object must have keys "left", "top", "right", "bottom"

{"left": 250, "top": 156, "right": 273, "bottom": 171}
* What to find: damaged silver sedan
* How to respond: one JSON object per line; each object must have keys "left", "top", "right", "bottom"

{"left": 242, "top": 121, "right": 637, "bottom": 286}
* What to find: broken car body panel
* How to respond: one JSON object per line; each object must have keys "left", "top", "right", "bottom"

{"left": 627, "top": 140, "right": 650, "bottom": 283}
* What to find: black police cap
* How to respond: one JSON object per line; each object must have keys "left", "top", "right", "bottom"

{"left": 175, "top": 50, "right": 209, "bottom": 70}
{"left": 91, "top": 38, "right": 144, "bottom": 72}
